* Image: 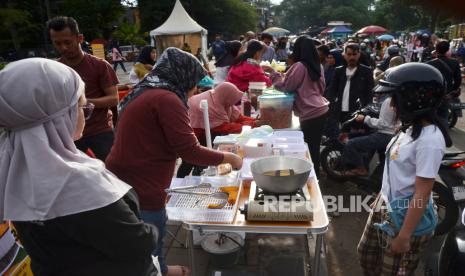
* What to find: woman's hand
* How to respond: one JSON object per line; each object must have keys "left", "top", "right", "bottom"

{"left": 255, "top": 119, "right": 271, "bottom": 126}
{"left": 355, "top": 114, "right": 365, "bottom": 122}
{"left": 222, "top": 152, "right": 243, "bottom": 170}
{"left": 390, "top": 234, "right": 411, "bottom": 254}
{"left": 261, "top": 65, "right": 275, "bottom": 73}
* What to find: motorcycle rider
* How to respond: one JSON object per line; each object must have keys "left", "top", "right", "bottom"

{"left": 343, "top": 65, "right": 402, "bottom": 177}
{"left": 357, "top": 63, "right": 452, "bottom": 275}
{"left": 426, "top": 40, "right": 462, "bottom": 126}
{"left": 374, "top": 45, "right": 404, "bottom": 77}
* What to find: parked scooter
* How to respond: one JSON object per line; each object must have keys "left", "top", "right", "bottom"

{"left": 321, "top": 102, "right": 383, "bottom": 192}
{"left": 447, "top": 92, "right": 465, "bottom": 128}
{"left": 423, "top": 151, "right": 465, "bottom": 275}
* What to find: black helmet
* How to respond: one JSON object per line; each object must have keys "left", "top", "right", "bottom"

{"left": 374, "top": 63, "right": 445, "bottom": 121}
{"left": 387, "top": 45, "right": 399, "bottom": 56}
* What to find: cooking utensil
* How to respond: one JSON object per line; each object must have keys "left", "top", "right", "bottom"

{"left": 250, "top": 156, "right": 312, "bottom": 194}
{"left": 165, "top": 182, "right": 212, "bottom": 193}
{"left": 167, "top": 190, "right": 229, "bottom": 209}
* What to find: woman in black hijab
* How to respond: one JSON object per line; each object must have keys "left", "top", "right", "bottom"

{"left": 213, "top": 40, "right": 242, "bottom": 86}
{"left": 107, "top": 47, "right": 242, "bottom": 275}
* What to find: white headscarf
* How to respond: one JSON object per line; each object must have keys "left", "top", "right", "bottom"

{"left": 0, "top": 58, "right": 130, "bottom": 221}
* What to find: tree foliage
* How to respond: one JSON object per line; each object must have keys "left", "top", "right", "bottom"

{"left": 0, "top": 0, "right": 49, "bottom": 53}
{"left": 112, "top": 23, "right": 147, "bottom": 48}
{"left": 60, "top": 0, "right": 125, "bottom": 39}
{"left": 274, "top": 0, "right": 374, "bottom": 33}
{"left": 274, "top": 0, "right": 463, "bottom": 34}
{"left": 138, "top": 0, "right": 258, "bottom": 39}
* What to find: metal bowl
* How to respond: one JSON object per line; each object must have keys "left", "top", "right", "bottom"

{"left": 250, "top": 156, "right": 312, "bottom": 194}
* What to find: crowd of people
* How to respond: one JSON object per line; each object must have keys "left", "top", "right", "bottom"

{"left": 0, "top": 14, "right": 464, "bottom": 276}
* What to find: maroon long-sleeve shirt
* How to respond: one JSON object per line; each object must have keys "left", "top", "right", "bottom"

{"left": 106, "top": 89, "right": 224, "bottom": 210}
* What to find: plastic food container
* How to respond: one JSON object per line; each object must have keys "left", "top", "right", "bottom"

{"left": 258, "top": 94, "right": 294, "bottom": 129}
{"left": 273, "top": 130, "right": 304, "bottom": 138}
{"left": 241, "top": 138, "right": 273, "bottom": 158}
{"left": 166, "top": 175, "right": 242, "bottom": 223}
{"left": 272, "top": 143, "right": 308, "bottom": 159}
{"left": 249, "top": 82, "right": 267, "bottom": 110}
{"left": 273, "top": 136, "right": 305, "bottom": 145}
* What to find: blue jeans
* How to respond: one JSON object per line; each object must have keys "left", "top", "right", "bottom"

{"left": 140, "top": 209, "right": 167, "bottom": 274}
{"left": 343, "top": 132, "right": 393, "bottom": 169}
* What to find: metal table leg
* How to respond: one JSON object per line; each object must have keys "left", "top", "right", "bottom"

{"left": 187, "top": 229, "right": 196, "bottom": 276}
{"left": 313, "top": 234, "right": 323, "bottom": 276}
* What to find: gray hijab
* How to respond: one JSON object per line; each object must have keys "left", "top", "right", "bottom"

{"left": 0, "top": 58, "right": 130, "bottom": 221}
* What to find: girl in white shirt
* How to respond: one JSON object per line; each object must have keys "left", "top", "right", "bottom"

{"left": 357, "top": 63, "right": 452, "bottom": 275}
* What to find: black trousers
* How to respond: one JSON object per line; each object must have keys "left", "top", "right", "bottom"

{"left": 176, "top": 162, "right": 205, "bottom": 178}
{"left": 75, "top": 131, "right": 114, "bottom": 161}
{"left": 300, "top": 113, "right": 328, "bottom": 177}
{"left": 113, "top": 61, "right": 127, "bottom": 72}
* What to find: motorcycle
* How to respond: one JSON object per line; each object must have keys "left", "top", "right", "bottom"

{"left": 321, "top": 102, "right": 382, "bottom": 192}
{"left": 447, "top": 93, "right": 465, "bottom": 128}
{"left": 422, "top": 151, "right": 465, "bottom": 275}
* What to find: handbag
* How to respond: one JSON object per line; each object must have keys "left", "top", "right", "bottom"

{"left": 373, "top": 133, "right": 437, "bottom": 237}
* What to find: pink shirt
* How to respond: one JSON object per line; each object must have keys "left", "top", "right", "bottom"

{"left": 112, "top": 48, "right": 123, "bottom": 62}
{"left": 271, "top": 62, "right": 329, "bottom": 121}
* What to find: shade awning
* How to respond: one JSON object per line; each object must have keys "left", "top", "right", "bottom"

{"left": 150, "top": 0, "right": 207, "bottom": 36}
{"left": 328, "top": 26, "right": 352, "bottom": 33}
{"left": 356, "top": 25, "right": 388, "bottom": 35}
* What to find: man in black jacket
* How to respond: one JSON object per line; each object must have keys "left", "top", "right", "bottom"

{"left": 426, "top": 40, "right": 462, "bottom": 125}
{"left": 327, "top": 43, "right": 375, "bottom": 123}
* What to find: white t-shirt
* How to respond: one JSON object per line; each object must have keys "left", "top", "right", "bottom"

{"left": 342, "top": 67, "right": 357, "bottom": 112}
{"left": 213, "top": 66, "right": 230, "bottom": 86}
{"left": 381, "top": 125, "right": 446, "bottom": 201}
{"left": 129, "top": 68, "right": 140, "bottom": 85}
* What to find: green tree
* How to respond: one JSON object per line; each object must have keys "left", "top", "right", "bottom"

{"left": 112, "top": 23, "right": 147, "bottom": 50}
{"left": 59, "top": 0, "right": 125, "bottom": 39}
{"left": 0, "top": 0, "right": 51, "bottom": 53}
{"left": 138, "top": 0, "right": 257, "bottom": 39}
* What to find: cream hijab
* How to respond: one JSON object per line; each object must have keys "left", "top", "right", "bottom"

{"left": 0, "top": 58, "right": 130, "bottom": 221}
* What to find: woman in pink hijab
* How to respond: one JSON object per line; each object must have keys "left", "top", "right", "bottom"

{"left": 177, "top": 82, "right": 266, "bottom": 177}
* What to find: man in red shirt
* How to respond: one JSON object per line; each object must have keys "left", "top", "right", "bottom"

{"left": 47, "top": 16, "right": 119, "bottom": 161}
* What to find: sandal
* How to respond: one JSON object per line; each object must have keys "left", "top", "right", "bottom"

{"left": 343, "top": 168, "right": 368, "bottom": 177}
{"left": 166, "top": 265, "right": 191, "bottom": 276}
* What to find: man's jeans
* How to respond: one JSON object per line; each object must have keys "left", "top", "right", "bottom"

{"left": 140, "top": 209, "right": 168, "bottom": 274}
{"left": 343, "top": 132, "right": 393, "bottom": 169}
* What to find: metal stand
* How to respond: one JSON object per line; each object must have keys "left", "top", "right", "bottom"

{"left": 312, "top": 234, "right": 324, "bottom": 276}
{"left": 187, "top": 229, "right": 196, "bottom": 276}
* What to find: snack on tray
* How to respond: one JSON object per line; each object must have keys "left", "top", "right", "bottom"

{"left": 220, "top": 186, "right": 239, "bottom": 205}
{"left": 217, "top": 163, "right": 232, "bottom": 175}
{"left": 207, "top": 203, "right": 223, "bottom": 209}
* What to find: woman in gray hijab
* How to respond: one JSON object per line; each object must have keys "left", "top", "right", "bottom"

{"left": 0, "top": 58, "right": 159, "bottom": 276}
